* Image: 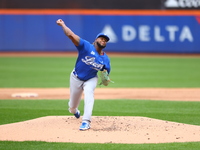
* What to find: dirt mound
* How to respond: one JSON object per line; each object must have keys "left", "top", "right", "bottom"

{"left": 0, "top": 116, "right": 200, "bottom": 144}
{"left": 1, "top": 88, "right": 200, "bottom": 143}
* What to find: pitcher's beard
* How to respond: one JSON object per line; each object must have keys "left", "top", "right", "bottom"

{"left": 97, "top": 41, "right": 106, "bottom": 49}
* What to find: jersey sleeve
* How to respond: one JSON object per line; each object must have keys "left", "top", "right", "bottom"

{"left": 75, "top": 38, "right": 91, "bottom": 53}
{"left": 102, "top": 56, "right": 111, "bottom": 74}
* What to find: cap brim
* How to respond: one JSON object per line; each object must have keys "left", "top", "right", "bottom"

{"left": 97, "top": 35, "right": 109, "bottom": 42}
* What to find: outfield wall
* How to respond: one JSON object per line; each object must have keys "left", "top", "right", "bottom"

{"left": 0, "top": 10, "right": 200, "bottom": 53}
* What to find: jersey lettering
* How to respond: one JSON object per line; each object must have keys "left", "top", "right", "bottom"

{"left": 81, "top": 56, "right": 104, "bottom": 71}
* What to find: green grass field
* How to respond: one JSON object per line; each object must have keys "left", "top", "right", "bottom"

{"left": 0, "top": 57, "right": 200, "bottom": 87}
{"left": 0, "top": 56, "right": 200, "bottom": 150}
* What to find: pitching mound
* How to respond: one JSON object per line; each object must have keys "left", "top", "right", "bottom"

{"left": 0, "top": 116, "right": 200, "bottom": 144}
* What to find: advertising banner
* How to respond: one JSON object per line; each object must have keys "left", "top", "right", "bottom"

{"left": 164, "top": 0, "right": 200, "bottom": 9}
{"left": 0, "top": 10, "right": 200, "bottom": 53}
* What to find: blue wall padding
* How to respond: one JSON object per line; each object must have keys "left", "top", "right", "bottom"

{"left": 0, "top": 14, "right": 200, "bottom": 53}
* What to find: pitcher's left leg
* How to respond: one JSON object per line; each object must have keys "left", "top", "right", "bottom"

{"left": 82, "top": 77, "right": 98, "bottom": 122}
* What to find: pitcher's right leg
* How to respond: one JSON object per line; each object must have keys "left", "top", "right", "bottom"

{"left": 68, "top": 72, "right": 84, "bottom": 118}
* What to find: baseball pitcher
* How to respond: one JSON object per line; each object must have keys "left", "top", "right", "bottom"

{"left": 56, "top": 19, "right": 112, "bottom": 130}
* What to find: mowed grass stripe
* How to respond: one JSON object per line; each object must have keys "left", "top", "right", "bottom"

{"left": 0, "top": 57, "right": 200, "bottom": 87}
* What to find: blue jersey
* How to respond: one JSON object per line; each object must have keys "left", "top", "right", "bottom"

{"left": 74, "top": 38, "right": 111, "bottom": 81}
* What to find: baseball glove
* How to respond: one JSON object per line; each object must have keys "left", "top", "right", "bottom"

{"left": 99, "top": 69, "right": 113, "bottom": 86}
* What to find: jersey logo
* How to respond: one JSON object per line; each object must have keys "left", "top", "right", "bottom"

{"left": 91, "top": 51, "right": 95, "bottom": 55}
{"left": 81, "top": 56, "right": 104, "bottom": 71}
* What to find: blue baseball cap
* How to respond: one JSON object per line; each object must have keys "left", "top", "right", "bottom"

{"left": 96, "top": 33, "right": 110, "bottom": 42}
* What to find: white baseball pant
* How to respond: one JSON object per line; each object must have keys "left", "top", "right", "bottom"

{"left": 68, "top": 71, "right": 98, "bottom": 122}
